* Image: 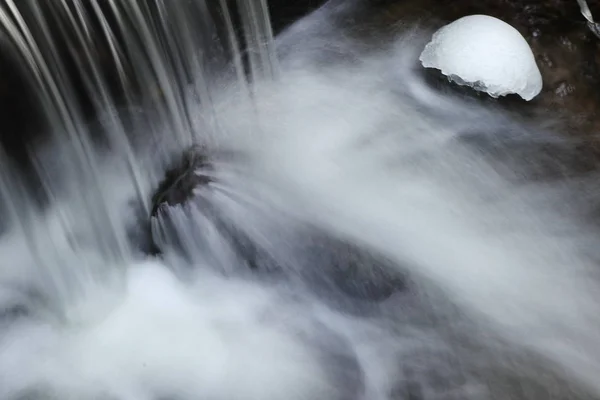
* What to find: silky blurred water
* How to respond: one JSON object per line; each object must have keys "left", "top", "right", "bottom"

{"left": 1, "top": 1, "right": 600, "bottom": 399}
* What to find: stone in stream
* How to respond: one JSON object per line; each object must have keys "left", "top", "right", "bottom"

{"left": 150, "top": 145, "right": 214, "bottom": 217}
{"left": 148, "top": 145, "right": 407, "bottom": 303}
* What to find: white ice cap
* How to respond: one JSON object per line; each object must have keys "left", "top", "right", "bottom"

{"left": 419, "top": 15, "right": 543, "bottom": 101}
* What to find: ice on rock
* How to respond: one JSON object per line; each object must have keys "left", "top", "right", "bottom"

{"left": 419, "top": 15, "right": 543, "bottom": 101}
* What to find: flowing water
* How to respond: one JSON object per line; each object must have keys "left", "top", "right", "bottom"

{"left": 2, "top": 0, "right": 600, "bottom": 399}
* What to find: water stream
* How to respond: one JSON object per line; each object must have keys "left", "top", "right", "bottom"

{"left": 1, "top": 1, "right": 600, "bottom": 399}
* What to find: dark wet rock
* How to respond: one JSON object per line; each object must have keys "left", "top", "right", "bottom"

{"left": 150, "top": 145, "right": 214, "bottom": 217}
{"left": 145, "top": 145, "right": 214, "bottom": 256}
{"left": 149, "top": 146, "right": 277, "bottom": 272}
{"left": 149, "top": 145, "right": 407, "bottom": 302}
{"left": 297, "top": 234, "right": 408, "bottom": 303}
{"left": 365, "top": 0, "right": 600, "bottom": 132}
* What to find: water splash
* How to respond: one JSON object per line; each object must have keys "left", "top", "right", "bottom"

{"left": 1, "top": 1, "right": 600, "bottom": 400}
{"left": 0, "top": 0, "right": 279, "bottom": 306}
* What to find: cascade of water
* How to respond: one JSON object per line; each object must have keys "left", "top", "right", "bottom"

{"left": 4, "top": 1, "right": 600, "bottom": 399}
{"left": 0, "top": 0, "right": 279, "bottom": 309}
{"left": 235, "top": 0, "right": 279, "bottom": 82}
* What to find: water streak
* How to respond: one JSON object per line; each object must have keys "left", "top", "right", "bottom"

{"left": 1, "top": 1, "right": 600, "bottom": 400}
{"left": 0, "top": 0, "right": 278, "bottom": 306}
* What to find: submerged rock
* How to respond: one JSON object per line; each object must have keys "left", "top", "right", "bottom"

{"left": 148, "top": 146, "right": 262, "bottom": 270}
{"left": 150, "top": 145, "right": 214, "bottom": 217}
{"left": 148, "top": 146, "right": 407, "bottom": 303}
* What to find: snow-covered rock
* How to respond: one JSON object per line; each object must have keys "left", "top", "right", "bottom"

{"left": 419, "top": 15, "right": 543, "bottom": 101}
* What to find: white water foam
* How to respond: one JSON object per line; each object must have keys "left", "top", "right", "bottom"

{"left": 0, "top": 3, "right": 600, "bottom": 400}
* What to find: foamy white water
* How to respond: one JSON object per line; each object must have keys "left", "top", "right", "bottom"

{"left": 0, "top": 1, "right": 600, "bottom": 400}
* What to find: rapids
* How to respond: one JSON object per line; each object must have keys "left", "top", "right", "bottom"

{"left": 0, "top": 1, "right": 599, "bottom": 399}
